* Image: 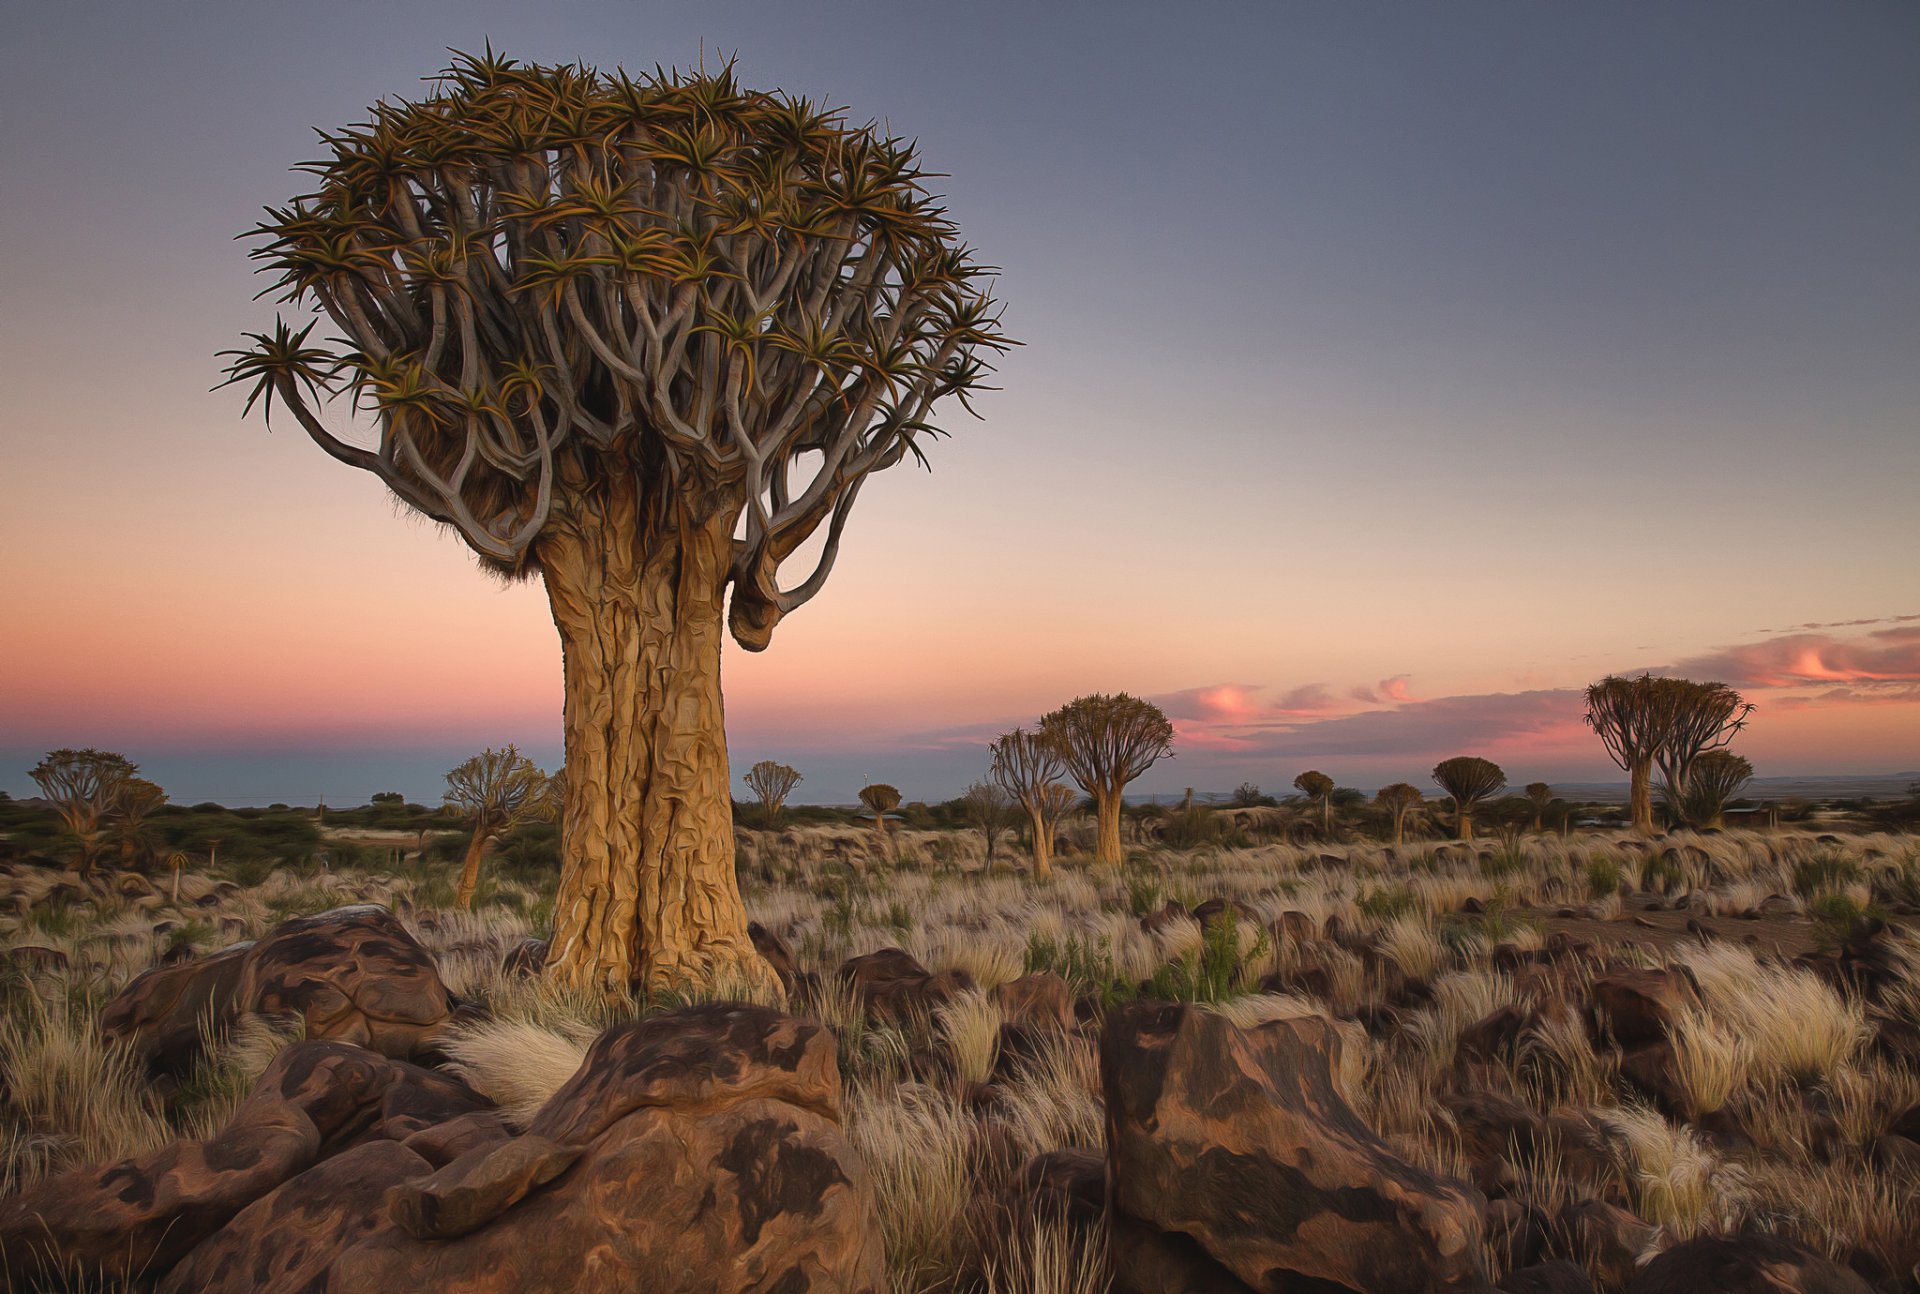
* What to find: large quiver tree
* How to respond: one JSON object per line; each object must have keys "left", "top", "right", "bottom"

{"left": 1039, "top": 693, "right": 1174, "bottom": 867}
{"left": 1585, "top": 674, "right": 1754, "bottom": 836}
{"left": 222, "top": 54, "right": 1010, "bottom": 993}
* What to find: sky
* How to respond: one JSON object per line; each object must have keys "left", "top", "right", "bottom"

{"left": 2, "top": 1, "right": 1916, "bottom": 806}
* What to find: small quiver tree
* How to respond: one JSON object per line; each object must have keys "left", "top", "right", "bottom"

{"left": 110, "top": 777, "right": 169, "bottom": 869}
{"left": 1431, "top": 757, "right": 1506, "bottom": 841}
{"left": 1374, "top": 782, "right": 1424, "bottom": 846}
{"left": 742, "top": 760, "right": 802, "bottom": 830}
{"left": 989, "top": 726, "right": 1071, "bottom": 879}
{"left": 858, "top": 784, "right": 901, "bottom": 836}
{"left": 222, "top": 54, "right": 1011, "bottom": 993}
{"left": 444, "top": 745, "right": 556, "bottom": 910}
{"left": 960, "top": 781, "right": 1016, "bottom": 867}
{"left": 1525, "top": 782, "right": 1553, "bottom": 832}
{"left": 29, "top": 748, "right": 137, "bottom": 877}
{"left": 1292, "top": 770, "right": 1336, "bottom": 835}
{"left": 1664, "top": 751, "right": 1753, "bottom": 830}
{"left": 1039, "top": 693, "right": 1174, "bottom": 867}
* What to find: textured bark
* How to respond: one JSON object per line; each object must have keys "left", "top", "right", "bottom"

{"left": 1457, "top": 807, "right": 1474, "bottom": 842}
{"left": 538, "top": 475, "right": 771, "bottom": 996}
{"left": 1094, "top": 788, "right": 1124, "bottom": 867}
{"left": 454, "top": 830, "right": 490, "bottom": 910}
{"left": 1628, "top": 757, "right": 1655, "bottom": 835}
{"left": 1026, "top": 807, "right": 1053, "bottom": 879}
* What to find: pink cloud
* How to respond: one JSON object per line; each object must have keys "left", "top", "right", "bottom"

{"left": 1670, "top": 626, "right": 1920, "bottom": 690}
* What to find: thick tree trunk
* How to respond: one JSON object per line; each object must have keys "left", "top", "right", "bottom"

{"left": 1456, "top": 804, "right": 1473, "bottom": 841}
{"left": 1026, "top": 807, "right": 1053, "bottom": 879}
{"left": 1628, "top": 757, "right": 1654, "bottom": 835}
{"left": 537, "top": 479, "right": 772, "bottom": 996}
{"left": 1094, "top": 789, "right": 1123, "bottom": 867}
{"left": 454, "top": 828, "right": 489, "bottom": 910}
{"left": 1391, "top": 814, "right": 1404, "bottom": 847}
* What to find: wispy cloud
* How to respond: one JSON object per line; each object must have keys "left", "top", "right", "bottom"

{"left": 1670, "top": 625, "right": 1920, "bottom": 690}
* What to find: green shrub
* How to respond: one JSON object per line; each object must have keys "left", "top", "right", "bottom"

{"left": 1793, "top": 852, "right": 1862, "bottom": 899}
{"left": 1584, "top": 854, "right": 1625, "bottom": 900}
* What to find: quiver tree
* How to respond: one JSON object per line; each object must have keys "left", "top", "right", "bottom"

{"left": 1292, "top": 770, "right": 1336, "bottom": 834}
{"left": 111, "top": 777, "right": 169, "bottom": 868}
{"left": 989, "top": 726, "right": 1071, "bottom": 879}
{"left": 1525, "top": 782, "right": 1553, "bottom": 832}
{"left": 742, "top": 760, "right": 802, "bottom": 829}
{"left": 222, "top": 54, "right": 1009, "bottom": 993}
{"left": 1431, "top": 756, "right": 1506, "bottom": 841}
{"left": 28, "top": 749, "right": 137, "bottom": 876}
{"left": 443, "top": 745, "right": 556, "bottom": 909}
{"left": 1585, "top": 675, "right": 1754, "bottom": 835}
{"left": 1664, "top": 751, "right": 1753, "bottom": 830}
{"left": 1039, "top": 693, "right": 1174, "bottom": 867}
{"left": 858, "top": 783, "right": 901, "bottom": 835}
{"left": 1375, "top": 782, "right": 1423, "bottom": 846}
{"left": 960, "top": 780, "right": 1015, "bottom": 866}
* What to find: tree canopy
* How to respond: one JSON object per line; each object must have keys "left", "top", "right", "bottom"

{"left": 1431, "top": 756, "right": 1507, "bottom": 840}
{"left": 1040, "top": 693, "right": 1173, "bottom": 866}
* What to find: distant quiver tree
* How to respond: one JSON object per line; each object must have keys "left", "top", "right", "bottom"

{"left": 221, "top": 53, "right": 1011, "bottom": 993}
{"left": 1040, "top": 693, "right": 1174, "bottom": 867}
{"left": 1374, "top": 782, "right": 1423, "bottom": 846}
{"left": 1431, "top": 756, "right": 1506, "bottom": 841}
{"left": 742, "top": 760, "right": 802, "bottom": 829}
{"left": 1664, "top": 750, "right": 1753, "bottom": 830}
{"left": 960, "top": 780, "right": 1015, "bottom": 866}
{"left": 989, "top": 726, "right": 1070, "bottom": 879}
{"left": 858, "top": 783, "right": 901, "bottom": 835}
{"left": 444, "top": 745, "right": 555, "bottom": 909}
{"left": 1292, "top": 770, "right": 1336, "bottom": 834}
{"left": 29, "top": 749, "right": 137, "bottom": 876}
{"left": 1525, "top": 782, "right": 1553, "bottom": 832}
{"left": 1585, "top": 675, "right": 1753, "bottom": 836}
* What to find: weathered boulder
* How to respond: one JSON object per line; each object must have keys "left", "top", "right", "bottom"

{"left": 238, "top": 905, "right": 454, "bottom": 1057}
{"left": 1627, "top": 1233, "right": 1871, "bottom": 1294}
{"left": 1102, "top": 1001, "right": 1486, "bottom": 1294}
{"left": 838, "top": 947, "right": 973, "bottom": 1022}
{"left": 992, "top": 971, "right": 1075, "bottom": 1032}
{"left": 326, "top": 1003, "right": 888, "bottom": 1294}
{"left": 1499, "top": 1259, "right": 1595, "bottom": 1293}
{"left": 1561, "top": 1198, "right": 1657, "bottom": 1290}
{"left": 1587, "top": 967, "right": 1700, "bottom": 1047}
{"left": 748, "top": 921, "right": 801, "bottom": 992}
{"left": 0, "top": 1041, "right": 466, "bottom": 1288}
{"left": 98, "top": 941, "right": 254, "bottom": 1077}
{"left": 500, "top": 936, "right": 548, "bottom": 977}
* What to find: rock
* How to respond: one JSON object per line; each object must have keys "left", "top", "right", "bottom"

{"left": 1484, "top": 1199, "right": 1550, "bottom": 1273}
{"left": 1499, "top": 1261, "right": 1595, "bottom": 1294}
{"left": 1191, "top": 898, "right": 1259, "bottom": 931}
{"left": 501, "top": 936, "right": 548, "bottom": 976}
{"left": 992, "top": 972, "right": 1074, "bottom": 1032}
{"left": 238, "top": 905, "right": 454, "bottom": 1057}
{"left": 747, "top": 921, "right": 799, "bottom": 992}
{"left": 1141, "top": 899, "right": 1191, "bottom": 935}
{"left": 1588, "top": 967, "right": 1700, "bottom": 1047}
{"left": 1443, "top": 1089, "right": 1543, "bottom": 1194}
{"left": 1102, "top": 1000, "right": 1486, "bottom": 1294}
{"left": 838, "top": 947, "right": 973, "bottom": 1023}
{"left": 98, "top": 941, "right": 254, "bottom": 1077}
{"left": 1561, "top": 1198, "right": 1657, "bottom": 1291}
{"left": 7, "top": 944, "right": 69, "bottom": 974}
{"left": 1628, "top": 1233, "right": 1871, "bottom": 1293}
{"left": 1617, "top": 1040, "right": 1688, "bottom": 1116}
{"left": 0, "top": 1041, "right": 452, "bottom": 1287}
{"left": 329, "top": 1004, "right": 887, "bottom": 1294}
{"left": 1110, "top": 1217, "right": 1259, "bottom": 1294}
{"left": 967, "top": 1148, "right": 1107, "bottom": 1284}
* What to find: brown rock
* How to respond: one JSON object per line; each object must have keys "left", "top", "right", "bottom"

{"left": 0, "top": 1041, "right": 444, "bottom": 1287}
{"left": 1102, "top": 1001, "right": 1486, "bottom": 1294}
{"left": 1110, "top": 1216, "right": 1259, "bottom": 1294}
{"left": 500, "top": 936, "right": 548, "bottom": 977}
{"left": 1562, "top": 1198, "right": 1657, "bottom": 1290}
{"left": 98, "top": 941, "right": 254, "bottom": 1077}
{"left": 239, "top": 905, "right": 453, "bottom": 1057}
{"left": 747, "top": 921, "right": 799, "bottom": 992}
{"left": 1588, "top": 967, "right": 1700, "bottom": 1047}
{"left": 1499, "top": 1261, "right": 1595, "bottom": 1294}
{"left": 838, "top": 947, "right": 973, "bottom": 1022}
{"left": 992, "top": 972, "right": 1074, "bottom": 1032}
{"left": 1484, "top": 1198, "right": 1550, "bottom": 1273}
{"left": 1141, "top": 899, "right": 1192, "bottom": 935}
{"left": 1443, "top": 1089, "right": 1543, "bottom": 1195}
{"left": 1627, "top": 1233, "right": 1871, "bottom": 1294}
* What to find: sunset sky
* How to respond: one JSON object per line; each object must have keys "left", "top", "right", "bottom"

{"left": 3, "top": 2, "right": 1916, "bottom": 805}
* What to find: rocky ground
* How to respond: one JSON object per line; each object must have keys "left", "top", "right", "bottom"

{"left": 1, "top": 827, "right": 1917, "bottom": 1292}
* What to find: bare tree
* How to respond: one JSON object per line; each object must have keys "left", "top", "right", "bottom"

{"left": 990, "top": 727, "right": 1071, "bottom": 879}
{"left": 1525, "top": 782, "right": 1553, "bottom": 832}
{"left": 29, "top": 749, "right": 137, "bottom": 876}
{"left": 1374, "top": 782, "right": 1424, "bottom": 845}
{"left": 222, "top": 55, "right": 1009, "bottom": 994}
{"left": 1664, "top": 751, "right": 1754, "bottom": 829}
{"left": 742, "top": 760, "right": 802, "bottom": 830}
{"left": 1040, "top": 693, "right": 1174, "bottom": 867}
{"left": 1292, "top": 770, "right": 1336, "bottom": 835}
{"left": 960, "top": 781, "right": 1016, "bottom": 867}
{"left": 1431, "top": 757, "right": 1507, "bottom": 841}
{"left": 444, "top": 745, "right": 556, "bottom": 909}
{"left": 858, "top": 784, "right": 901, "bottom": 836}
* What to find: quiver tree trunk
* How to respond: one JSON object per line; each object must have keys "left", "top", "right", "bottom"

{"left": 1628, "top": 756, "right": 1654, "bottom": 836}
{"left": 454, "top": 828, "right": 490, "bottom": 910}
{"left": 1026, "top": 807, "right": 1053, "bottom": 880}
{"left": 1455, "top": 805, "right": 1473, "bottom": 842}
{"left": 1094, "top": 789, "right": 1124, "bottom": 867}
{"left": 537, "top": 476, "right": 772, "bottom": 996}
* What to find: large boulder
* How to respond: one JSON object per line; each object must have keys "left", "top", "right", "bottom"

{"left": 1101, "top": 1001, "right": 1487, "bottom": 1294}
{"left": 0, "top": 1041, "right": 474, "bottom": 1289}
{"left": 99, "top": 940, "right": 254, "bottom": 1077}
{"left": 1627, "top": 1233, "right": 1872, "bottom": 1294}
{"left": 176, "top": 1003, "right": 887, "bottom": 1294}
{"left": 838, "top": 947, "right": 974, "bottom": 1022}
{"left": 1587, "top": 967, "right": 1700, "bottom": 1048}
{"left": 238, "top": 905, "right": 455, "bottom": 1057}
